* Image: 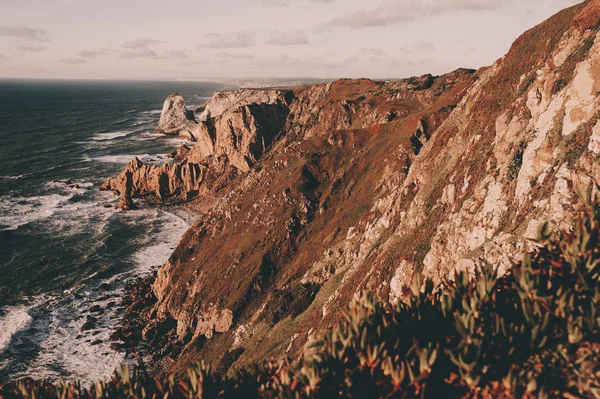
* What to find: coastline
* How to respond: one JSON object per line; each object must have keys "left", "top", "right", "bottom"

{"left": 0, "top": 80, "right": 223, "bottom": 384}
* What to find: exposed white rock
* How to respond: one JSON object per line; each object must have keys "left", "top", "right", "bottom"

{"left": 156, "top": 93, "right": 197, "bottom": 137}
{"left": 588, "top": 121, "right": 600, "bottom": 153}
{"left": 193, "top": 308, "right": 234, "bottom": 340}
{"left": 389, "top": 260, "right": 413, "bottom": 302}
{"left": 562, "top": 34, "right": 600, "bottom": 136}
{"left": 198, "top": 89, "right": 290, "bottom": 121}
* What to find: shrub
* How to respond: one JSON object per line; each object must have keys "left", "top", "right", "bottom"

{"left": 507, "top": 141, "right": 527, "bottom": 181}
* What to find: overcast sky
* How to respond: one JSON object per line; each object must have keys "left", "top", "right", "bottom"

{"left": 0, "top": 0, "right": 582, "bottom": 80}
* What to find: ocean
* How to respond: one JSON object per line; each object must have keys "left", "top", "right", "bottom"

{"left": 0, "top": 79, "right": 229, "bottom": 383}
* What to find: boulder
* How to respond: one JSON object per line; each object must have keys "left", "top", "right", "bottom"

{"left": 155, "top": 93, "right": 197, "bottom": 137}
{"left": 168, "top": 145, "right": 192, "bottom": 162}
{"left": 117, "top": 194, "right": 137, "bottom": 210}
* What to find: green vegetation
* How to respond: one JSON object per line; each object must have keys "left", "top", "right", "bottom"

{"left": 519, "top": 73, "right": 538, "bottom": 96}
{"left": 506, "top": 141, "right": 527, "bottom": 181}
{"left": 2, "top": 193, "right": 600, "bottom": 398}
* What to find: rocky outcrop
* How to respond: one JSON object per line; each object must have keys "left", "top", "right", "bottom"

{"left": 197, "top": 89, "right": 293, "bottom": 121}
{"left": 154, "top": 93, "right": 197, "bottom": 137}
{"left": 191, "top": 103, "right": 289, "bottom": 171}
{"left": 117, "top": 194, "right": 137, "bottom": 210}
{"left": 107, "top": 89, "right": 292, "bottom": 205}
{"left": 100, "top": 157, "right": 207, "bottom": 202}
{"left": 102, "top": 97, "right": 290, "bottom": 203}
{"left": 116, "top": 0, "right": 600, "bottom": 379}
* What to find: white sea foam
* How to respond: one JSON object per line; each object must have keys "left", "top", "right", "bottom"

{"left": 8, "top": 208, "right": 191, "bottom": 384}
{"left": 140, "top": 109, "right": 161, "bottom": 116}
{"left": 91, "top": 131, "right": 135, "bottom": 141}
{"left": 28, "top": 297, "right": 126, "bottom": 384}
{"left": 48, "top": 200, "right": 116, "bottom": 238}
{"left": 0, "top": 194, "right": 74, "bottom": 231}
{"left": 87, "top": 154, "right": 152, "bottom": 164}
{"left": 131, "top": 119, "right": 153, "bottom": 127}
{"left": 0, "top": 304, "right": 34, "bottom": 353}
{"left": 166, "top": 137, "right": 195, "bottom": 147}
{"left": 131, "top": 209, "right": 190, "bottom": 274}
{"left": 44, "top": 180, "right": 94, "bottom": 193}
{"left": 0, "top": 174, "right": 31, "bottom": 181}
{"left": 0, "top": 183, "right": 118, "bottom": 234}
{"left": 133, "top": 132, "right": 160, "bottom": 141}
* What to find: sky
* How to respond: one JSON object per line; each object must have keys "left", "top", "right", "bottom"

{"left": 0, "top": 0, "right": 583, "bottom": 80}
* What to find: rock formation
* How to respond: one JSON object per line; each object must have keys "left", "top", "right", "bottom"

{"left": 193, "top": 102, "right": 289, "bottom": 171}
{"left": 102, "top": 92, "right": 290, "bottom": 202}
{"left": 100, "top": 157, "right": 206, "bottom": 201}
{"left": 111, "top": 0, "right": 600, "bottom": 379}
{"left": 197, "top": 89, "right": 293, "bottom": 121}
{"left": 154, "top": 93, "right": 197, "bottom": 137}
{"left": 100, "top": 155, "right": 238, "bottom": 204}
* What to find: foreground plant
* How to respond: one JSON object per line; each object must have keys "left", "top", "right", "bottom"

{"left": 2, "top": 193, "right": 599, "bottom": 398}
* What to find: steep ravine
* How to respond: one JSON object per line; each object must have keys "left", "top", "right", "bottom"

{"left": 106, "top": 0, "right": 600, "bottom": 377}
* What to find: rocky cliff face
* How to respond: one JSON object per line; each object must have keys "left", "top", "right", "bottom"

{"left": 193, "top": 101, "right": 290, "bottom": 171}
{"left": 113, "top": 0, "right": 600, "bottom": 378}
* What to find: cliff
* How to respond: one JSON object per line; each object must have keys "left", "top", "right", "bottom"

{"left": 107, "top": 0, "right": 600, "bottom": 378}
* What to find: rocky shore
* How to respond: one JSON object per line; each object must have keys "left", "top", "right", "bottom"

{"left": 110, "top": 275, "right": 181, "bottom": 374}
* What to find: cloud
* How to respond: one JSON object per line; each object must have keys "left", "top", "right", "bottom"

{"left": 323, "top": 0, "right": 513, "bottom": 29}
{"left": 78, "top": 49, "right": 109, "bottom": 58}
{"left": 268, "top": 30, "right": 309, "bottom": 45}
{"left": 154, "top": 50, "right": 189, "bottom": 60}
{"left": 198, "top": 32, "right": 255, "bottom": 49}
{"left": 262, "top": 0, "right": 290, "bottom": 5}
{"left": 60, "top": 58, "right": 86, "bottom": 64}
{"left": 360, "top": 48, "right": 387, "bottom": 57}
{"left": 0, "top": 25, "right": 49, "bottom": 42}
{"left": 17, "top": 43, "right": 46, "bottom": 52}
{"left": 120, "top": 38, "right": 188, "bottom": 60}
{"left": 390, "top": 57, "right": 435, "bottom": 67}
{"left": 120, "top": 37, "right": 162, "bottom": 58}
{"left": 250, "top": 54, "right": 341, "bottom": 70}
{"left": 216, "top": 52, "right": 255, "bottom": 60}
{"left": 123, "top": 37, "right": 162, "bottom": 49}
{"left": 121, "top": 48, "right": 156, "bottom": 58}
{"left": 179, "top": 59, "right": 207, "bottom": 66}
{"left": 399, "top": 41, "right": 437, "bottom": 55}
{"left": 263, "top": 0, "right": 334, "bottom": 5}
{"left": 344, "top": 55, "right": 359, "bottom": 63}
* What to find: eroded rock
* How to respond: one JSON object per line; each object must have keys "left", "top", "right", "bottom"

{"left": 100, "top": 156, "right": 206, "bottom": 202}
{"left": 154, "top": 93, "right": 197, "bottom": 137}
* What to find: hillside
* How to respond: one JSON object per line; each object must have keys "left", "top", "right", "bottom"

{"left": 99, "top": 0, "right": 600, "bottom": 383}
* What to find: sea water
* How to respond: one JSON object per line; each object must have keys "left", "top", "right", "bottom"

{"left": 0, "top": 79, "right": 229, "bottom": 383}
